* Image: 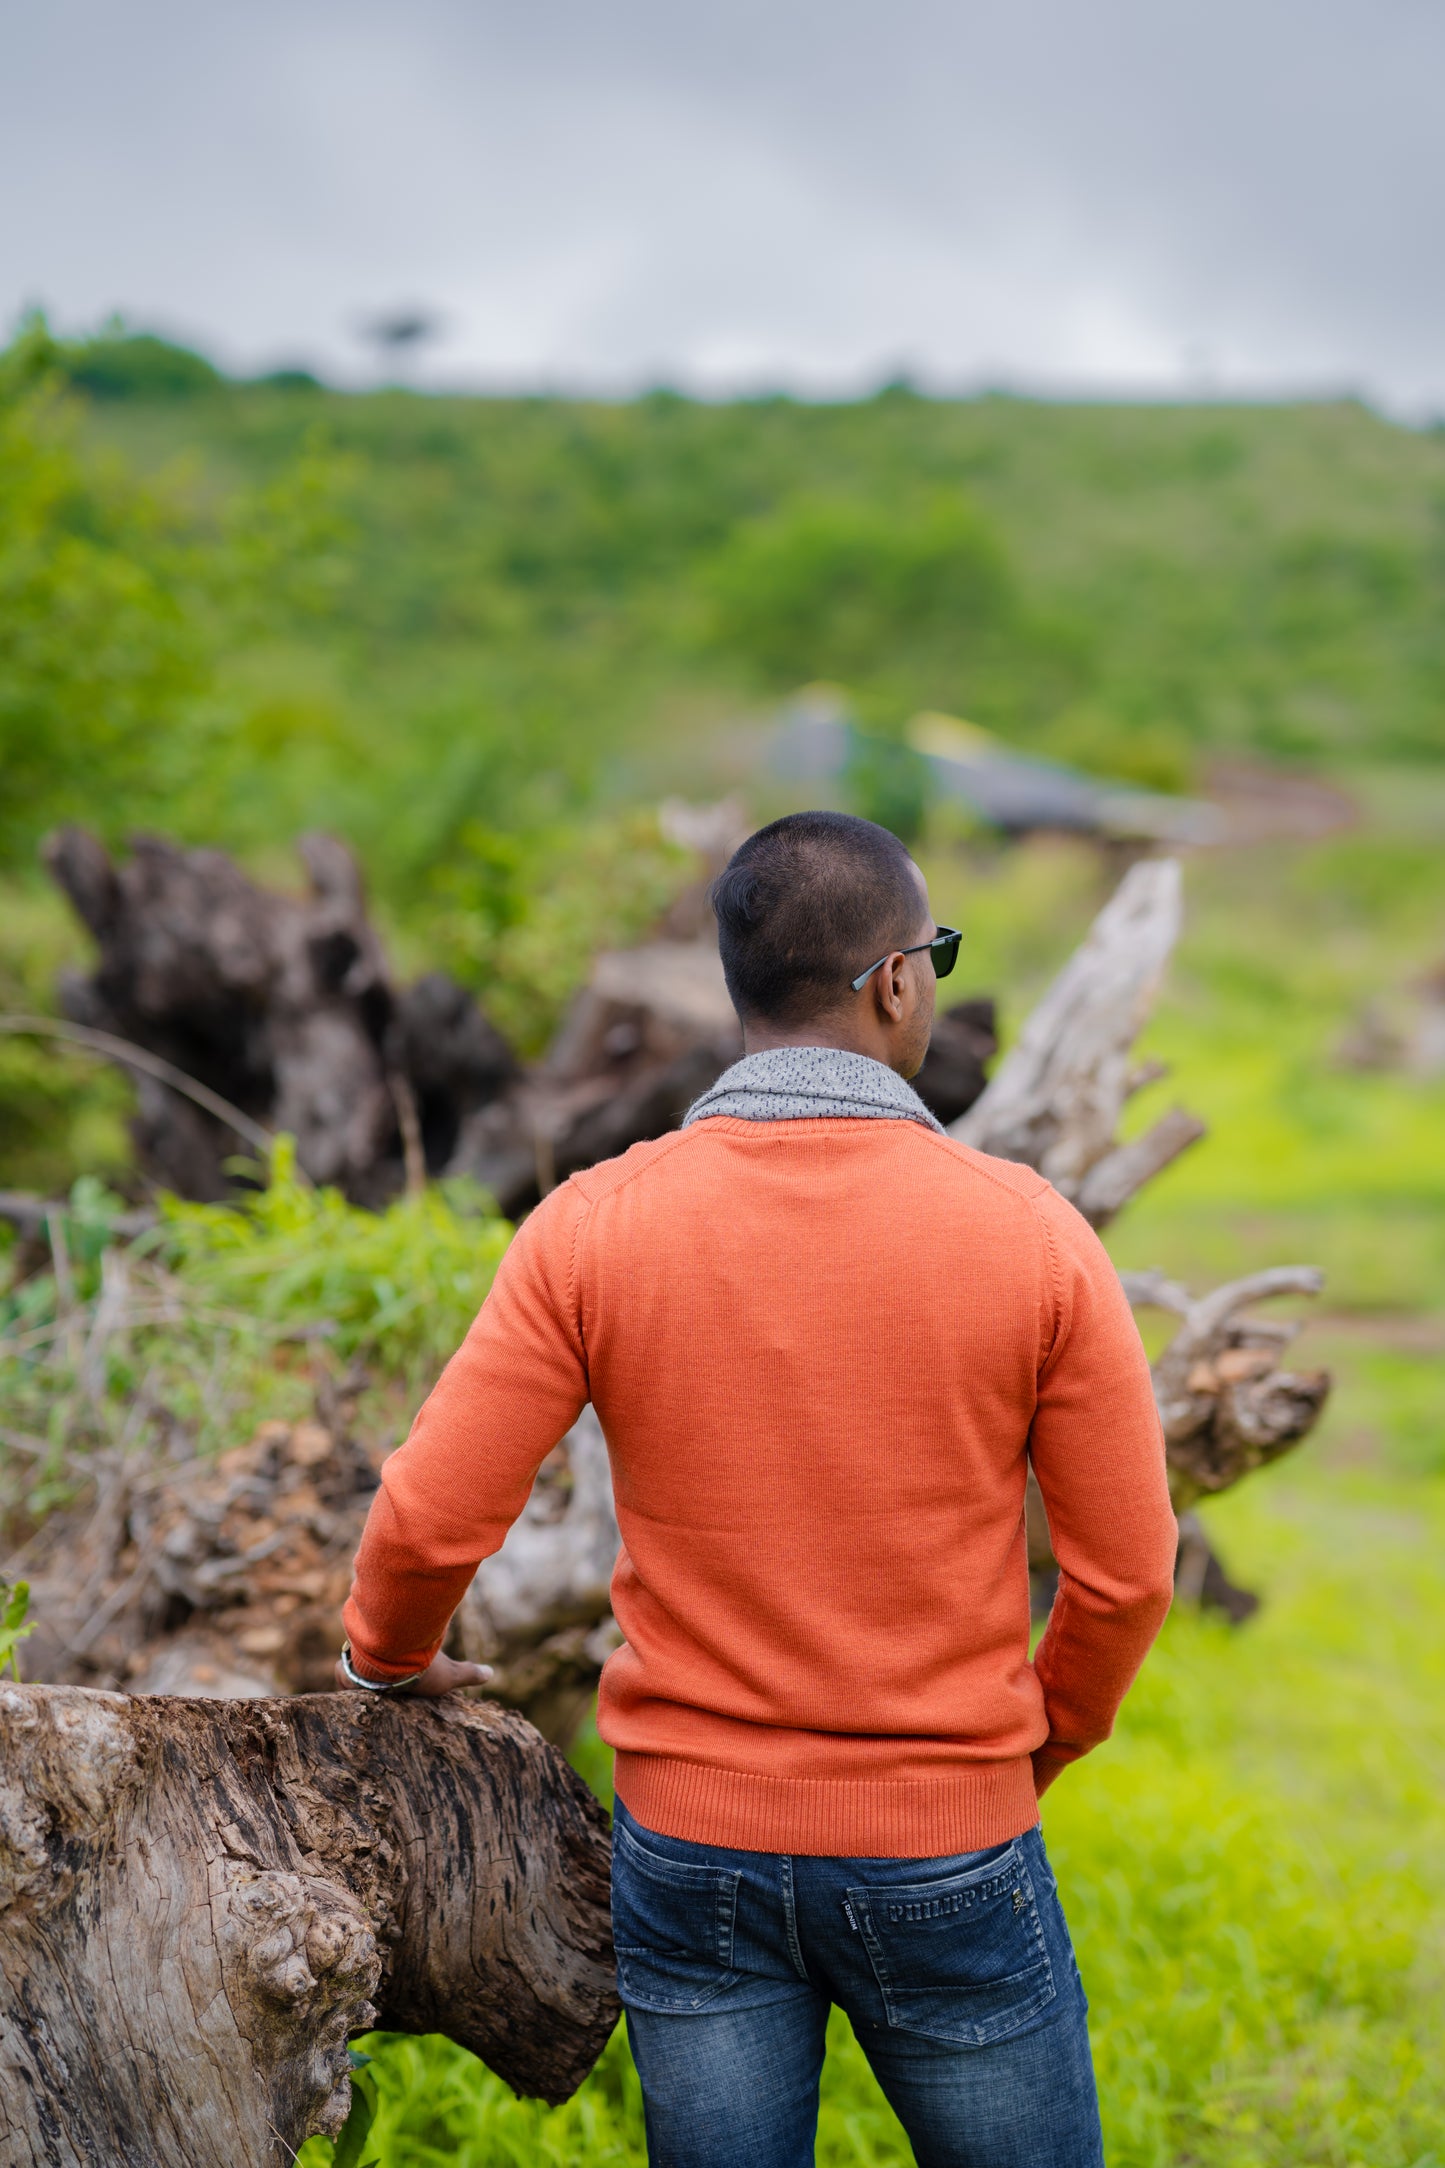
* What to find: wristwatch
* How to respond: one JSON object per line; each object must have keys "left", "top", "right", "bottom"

{"left": 338, "top": 1640, "right": 423, "bottom": 1693}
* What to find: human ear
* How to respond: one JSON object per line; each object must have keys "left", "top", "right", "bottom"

{"left": 871, "top": 951, "right": 908, "bottom": 1024}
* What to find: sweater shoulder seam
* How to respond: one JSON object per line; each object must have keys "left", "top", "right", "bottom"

{"left": 908, "top": 1125, "right": 1050, "bottom": 1203}
{"left": 1028, "top": 1188, "right": 1068, "bottom": 1376}
{"left": 566, "top": 1185, "right": 589, "bottom": 1362}
{"left": 569, "top": 1123, "right": 698, "bottom": 1207}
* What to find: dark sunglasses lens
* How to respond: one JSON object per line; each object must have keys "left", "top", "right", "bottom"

{"left": 932, "top": 930, "right": 961, "bottom": 980}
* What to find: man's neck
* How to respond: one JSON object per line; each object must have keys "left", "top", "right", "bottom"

{"left": 741, "top": 1023, "right": 904, "bottom": 1075}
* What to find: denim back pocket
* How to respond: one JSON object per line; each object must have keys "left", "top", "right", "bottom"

{"left": 611, "top": 1819, "right": 743, "bottom": 2014}
{"left": 848, "top": 1841, "right": 1055, "bottom": 2047}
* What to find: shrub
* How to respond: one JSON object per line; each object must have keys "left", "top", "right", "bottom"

{"left": 708, "top": 493, "right": 1016, "bottom": 687}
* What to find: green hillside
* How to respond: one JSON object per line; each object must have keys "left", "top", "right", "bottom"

{"left": 5, "top": 323, "right": 1442, "bottom": 903}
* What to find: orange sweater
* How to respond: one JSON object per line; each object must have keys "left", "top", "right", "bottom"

{"left": 345, "top": 1118, "right": 1177, "bottom": 1856}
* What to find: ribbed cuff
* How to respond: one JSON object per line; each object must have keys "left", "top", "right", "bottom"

{"left": 614, "top": 1752, "right": 1041, "bottom": 1859}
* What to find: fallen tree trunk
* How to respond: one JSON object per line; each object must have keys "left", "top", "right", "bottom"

{"left": 12, "top": 1259, "right": 1330, "bottom": 1730}
{"left": 0, "top": 1683, "right": 617, "bottom": 2168}
{"left": 12, "top": 1374, "right": 628, "bottom": 1743}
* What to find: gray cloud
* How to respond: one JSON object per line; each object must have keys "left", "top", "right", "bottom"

{"left": 2, "top": 0, "right": 1442, "bottom": 406}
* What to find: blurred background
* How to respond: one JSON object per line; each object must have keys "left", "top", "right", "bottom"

{"left": 2, "top": 5, "right": 1444, "bottom": 2164}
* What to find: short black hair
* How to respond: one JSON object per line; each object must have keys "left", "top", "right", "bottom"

{"left": 710, "top": 811, "right": 922, "bottom": 1025}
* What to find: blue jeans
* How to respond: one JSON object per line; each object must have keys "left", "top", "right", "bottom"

{"left": 611, "top": 1799, "right": 1102, "bottom": 2168}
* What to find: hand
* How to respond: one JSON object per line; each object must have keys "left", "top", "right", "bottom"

{"left": 334, "top": 1651, "right": 494, "bottom": 1697}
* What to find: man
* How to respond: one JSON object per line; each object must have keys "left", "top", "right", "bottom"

{"left": 339, "top": 810, "right": 1178, "bottom": 2168}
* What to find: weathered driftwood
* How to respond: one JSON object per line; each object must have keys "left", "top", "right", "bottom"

{"left": 453, "top": 939, "right": 743, "bottom": 1214}
{"left": 18, "top": 1256, "right": 1329, "bottom": 1731}
{"left": 951, "top": 857, "right": 1206, "bottom": 1225}
{"left": 458, "top": 1265, "right": 1334, "bottom": 1673}
{"left": 1122, "top": 1265, "right": 1331, "bottom": 1510}
{"left": 456, "top": 1259, "right": 1331, "bottom": 1668}
{"left": 457, "top": 1407, "right": 624, "bottom": 1742}
{"left": 0, "top": 1684, "right": 616, "bottom": 2168}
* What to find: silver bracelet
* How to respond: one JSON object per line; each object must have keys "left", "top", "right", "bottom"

{"left": 339, "top": 1641, "right": 422, "bottom": 1693}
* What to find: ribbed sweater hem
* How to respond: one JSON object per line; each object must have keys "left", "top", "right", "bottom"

{"left": 613, "top": 1751, "right": 1041, "bottom": 1859}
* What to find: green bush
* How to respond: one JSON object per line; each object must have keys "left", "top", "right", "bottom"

{"left": 426, "top": 810, "right": 691, "bottom": 1055}
{"left": 708, "top": 493, "right": 1015, "bottom": 687}
{"left": 60, "top": 328, "right": 223, "bottom": 401}
{"left": 156, "top": 1139, "right": 512, "bottom": 1375}
{"left": 6, "top": 328, "right": 1445, "bottom": 907}
{"left": 0, "top": 337, "right": 207, "bottom": 857}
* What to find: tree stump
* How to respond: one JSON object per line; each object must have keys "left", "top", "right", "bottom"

{"left": 0, "top": 1685, "right": 617, "bottom": 2168}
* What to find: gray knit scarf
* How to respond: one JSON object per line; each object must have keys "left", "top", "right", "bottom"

{"left": 682, "top": 1046, "right": 943, "bottom": 1132}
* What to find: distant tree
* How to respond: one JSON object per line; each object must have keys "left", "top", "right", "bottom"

{"left": 251, "top": 367, "right": 324, "bottom": 393}
{"left": 59, "top": 328, "right": 222, "bottom": 400}
{"left": 353, "top": 307, "right": 444, "bottom": 381}
{"left": 357, "top": 309, "right": 441, "bottom": 354}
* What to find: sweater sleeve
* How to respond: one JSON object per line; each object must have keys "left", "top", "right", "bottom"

{"left": 342, "top": 1181, "right": 592, "bottom": 1680}
{"left": 1027, "top": 1186, "right": 1177, "bottom": 1793}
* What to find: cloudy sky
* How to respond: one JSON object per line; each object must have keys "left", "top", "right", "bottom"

{"left": 3, "top": 0, "right": 1442, "bottom": 406}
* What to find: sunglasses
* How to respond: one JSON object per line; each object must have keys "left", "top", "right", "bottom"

{"left": 850, "top": 926, "right": 961, "bottom": 994}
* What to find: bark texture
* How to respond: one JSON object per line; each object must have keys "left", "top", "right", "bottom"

{"left": 0, "top": 1684, "right": 617, "bottom": 2168}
